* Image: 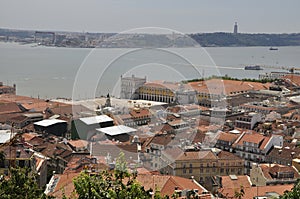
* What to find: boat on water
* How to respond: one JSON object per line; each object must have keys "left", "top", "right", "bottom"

{"left": 269, "top": 47, "right": 278, "bottom": 50}
{"left": 244, "top": 65, "right": 263, "bottom": 70}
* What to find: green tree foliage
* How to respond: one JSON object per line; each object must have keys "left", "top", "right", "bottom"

{"left": 279, "top": 179, "right": 300, "bottom": 199}
{"left": 71, "top": 152, "right": 156, "bottom": 199}
{"left": 0, "top": 150, "right": 5, "bottom": 163}
{"left": 190, "top": 33, "right": 300, "bottom": 47}
{"left": 0, "top": 167, "right": 53, "bottom": 199}
{"left": 234, "top": 185, "right": 245, "bottom": 199}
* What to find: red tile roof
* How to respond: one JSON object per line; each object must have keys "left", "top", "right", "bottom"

{"left": 176, "top": 151, "right": 217, "bottom": 161}
{"left": 219, "top": 175, "right": 252, "bottom": 189}
{"left": 49, "top": 173, "right": 80, "bottom": 198}
{"left": 282, "top": 74, "right": 300, "bottom": 86}
{"left": 68, "top": 140, "right": 89, "bottom": 149}
{"left": 219, "top": 184, "right": 293, "bottom": 199}
{"left": 0, "top": 102, "right": 21, "bottom": 114}
{"left": 129, "top": 108, "right": 151, "bottom": 118}
{"left": 136, "top": 174, "right": 211, "bottom": 198}
{"left": 234, "top": 132, "right": 271, "bottom": 150}
{"left": 217, "top": 150, "right": 244, "bottom": 160}
{"left": 189, "top": 79, "right": 271, "bottom": 96}
{"left": 260, "top": 164, "right": 300, "bottom": 180}
{"left": 217, "top": 132, "right": 239, "bottom": 143}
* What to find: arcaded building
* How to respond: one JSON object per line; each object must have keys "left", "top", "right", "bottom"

{"left": 120, "top": 75, "right": 146, "bottom": 99}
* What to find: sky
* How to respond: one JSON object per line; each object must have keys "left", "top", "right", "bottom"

{"left": 1, "top": 0, "right": 300, "bottom": 34}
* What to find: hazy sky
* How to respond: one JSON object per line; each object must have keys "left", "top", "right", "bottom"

{"left": 1, "top": 0, "right": 300, "bottom": 33}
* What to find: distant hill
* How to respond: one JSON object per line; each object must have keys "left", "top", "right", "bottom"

{"left": 1, "top": 27, "right": 300, "bottom": 47}
{"left": 189, "top": 32, "right": 300, "bottom": 47}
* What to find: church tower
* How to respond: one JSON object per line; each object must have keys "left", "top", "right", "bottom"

{"left": 104, "top": 93, "right": 112, "bottom": 107}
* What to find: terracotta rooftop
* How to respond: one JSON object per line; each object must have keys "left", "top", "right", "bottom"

{"left": 217, "top": 132, "right": 239, "bottom": 143}
{"left": 150, "top": 134, "right": 175, "bottom": 146}
{"left": 0, "top": 94, "right": 68, "bottom": 112}
{"left": 234, "top": 132, "right": 271, "bottom": 150}
{"left": 161, "top": 146, "right": 184, "bottom": 162}
{"left": 0, "top": 102, "right": 21, "bottom": 114}
{"left": 268, "top": 143, "right": 300, "bottom": 160}
{"left": 48, "top": 173, "right": 80, "bottom": 198}
{"left": 176, "top": 151, "right": 217, "bottom": 161}
{"left": 282, "top": 74, "right": 300, "bottom": 86}
{"left": 217, "top": 150, "right": 244, "bottom": 160}
{"left": 91, "top": 142, "right": 138, "bottom": 160}
{"left": 136, "top": 174, "right": 211, "bottom": 198}
{"left": 260, "top": 163, "right": 300, "bottom": 180}
{"left": 219, "top": 184, "right": 293, "bottom": 199}
{"left": 219, "top": 175, "right": 252, "bottom": 189}
{"left": 151, "top": 123, "right": 173, "bottom": 134}
{"left": 0, "top": 145, "right": 34, "bottom": 159}
{"left": 68, "top": 139, "right": 89, "bottom": 150}
{"left": 189, "top": 79, "right": 271, "bottom": 96}
{"left": 129, "top": 108, "right": 151, "bottom": 118}
{"left": 21, "top": 133, "right": 39, "bottom": 142}
{"left": 48, "top": 104, "right": 92, "bottom": 119}
{"left": 143, "top": 81, "right": 193, "bottom": 92}
{"left": 49, "top": 171, "right": 211, "bottom": 199}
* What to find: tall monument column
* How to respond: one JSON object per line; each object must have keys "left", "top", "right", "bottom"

{"left": 233, "top": 22, "right": 238, "bottom": 34}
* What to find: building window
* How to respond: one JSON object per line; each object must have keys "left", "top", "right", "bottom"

{"left": 200, "top": 177, "right": 203, "bottom": 182}
{"left": 19, "top": 160, "right": 25, "bottom": 168}
{"left": 220, "top": 168, "right": 224, "bottom": 173}
{"left": 183, "top": 164, "right": 186, "bottom": 174}
{"left": 238, "top": 168, "right": 242, "bottom": 175}
{"left": 189, "top": 164, "right": 193, "bottom": 173}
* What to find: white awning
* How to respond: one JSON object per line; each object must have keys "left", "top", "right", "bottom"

{"left": 34, "top": 119, "right": 67, "bottom": 127}
{"left": 79, "top": 115, "right": 113, "bottom": 125}
{"left": 96, "top": 125, "right": 137, "bottom": 136}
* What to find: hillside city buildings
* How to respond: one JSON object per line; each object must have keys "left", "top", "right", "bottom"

{"left": 1, "top": 73, "right": 300, "bottom": 198}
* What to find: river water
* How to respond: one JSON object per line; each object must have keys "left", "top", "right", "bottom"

{"left": 0, "top": 42, "right": 299, "bottom": 99}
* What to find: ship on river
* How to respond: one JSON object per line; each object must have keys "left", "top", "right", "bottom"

{"left": 244, "top": 65, "right": 263, "bottom": 70}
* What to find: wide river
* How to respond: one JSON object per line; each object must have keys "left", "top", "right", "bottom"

{"left": 0, "top": 42, "right": 300, "bottom": 99}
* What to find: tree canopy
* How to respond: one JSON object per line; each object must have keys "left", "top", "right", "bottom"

{"left": 0, "top": 167, "right": 52, "bottom": 199}
{"left": 71, "top": 152, "right": 155, "bottom": 199}
{"left": 279, "top": 179, "right": 300, "bottom": 199}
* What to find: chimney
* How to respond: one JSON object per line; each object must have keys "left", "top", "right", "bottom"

{"left": 191, "top": 176, "right": 194, "bottom": 181}
{"left": 291, "top": 152, "right": 295, "bottom": 158}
